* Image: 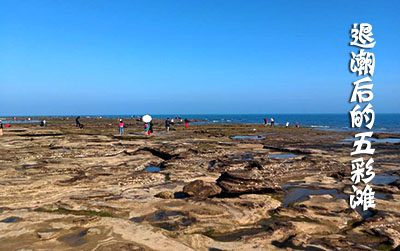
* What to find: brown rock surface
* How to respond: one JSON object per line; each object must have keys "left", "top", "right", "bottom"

{"left": 183, "top": 179, "right": 222, "bottom": 198}
{"left": 0, "top": 117, "right": 399, "bottom": 250}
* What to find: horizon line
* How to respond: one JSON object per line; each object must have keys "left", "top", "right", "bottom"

{"left": 1, "top": 112, "right": 399, "bottom": 117}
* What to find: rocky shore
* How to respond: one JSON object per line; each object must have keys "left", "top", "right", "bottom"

{"left": 0, "top": 117, "right": 399, "bottom": 250}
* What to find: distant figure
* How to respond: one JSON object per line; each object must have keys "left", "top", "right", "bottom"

{"left": 165, "top": 118, "right": 171, "bottom": 132}
{"left": 171, "top": 118, "right": 174, "bottom": 125}
{"left": 285, "top": 122, "right": 289, "bottom": 128}
{"left": 0, "top": 120, "right": 3, "bottom": 136}
{"left": 119, "top": 119, "right": 124, "bottom": 135}
{"left": 184, "top": 118, "right": 189, "bottom": 128}
{"left": 296, "top": 122, "right": 300, "bottom": 128}
{"left": 75, "top": 116, "right": 81, "bottom": 128}
{"left": 13, "top": 117, "right": 17, "bottom": 121}
{"left": 271, "top": 118, "right": 275, "bottom": 127}
{"left": 264, "top": 118, "right": 268, "bottom": 126}
{"left": 40, "top": 120, "right": 46, "bottom": 127}
{"left": 150, "top": 121, "right": 154, "bottom": 134}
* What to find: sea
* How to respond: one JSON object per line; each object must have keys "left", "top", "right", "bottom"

{"left": 2, "top": 114, "right": 400, "bottom": 133}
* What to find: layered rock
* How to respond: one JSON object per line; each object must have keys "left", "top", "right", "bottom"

{"left": 216, "top": 170, "right": 280, "bottom": 195}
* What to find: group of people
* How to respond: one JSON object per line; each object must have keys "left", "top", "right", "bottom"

{"left": 264, "top": 117, "right": 300, "bottom": 128}
{"left": 285, "top": 121, "right": 300, "bottom": 128}
{"left": 117, "top": 117, "right": 189, "bottom": 136}
{"left": 144, "top": 121, "right": 153, "bottom": 135}
{"left": 164, "top": 117, "right": 189, "bottom": 132}
{"left": 263, "top": 118, "right": 275, "bottom": 126}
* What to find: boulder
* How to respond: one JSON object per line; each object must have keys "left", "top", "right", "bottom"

{"left": 155, "top": 191, "right": 175, "bottom": 199}
{"left": 183, "top": 180, "right": 222, "bottom": 198}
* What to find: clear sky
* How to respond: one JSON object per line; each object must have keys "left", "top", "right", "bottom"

{"left": 1, "top": 0, "right": 399, "bottom": 115}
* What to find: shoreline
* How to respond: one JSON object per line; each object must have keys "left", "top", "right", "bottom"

{"left": 1, "top": 116, "right": 400, "bottom": 138}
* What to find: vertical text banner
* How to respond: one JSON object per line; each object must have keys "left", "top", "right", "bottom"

{"left": 348, "top": 23, "right": 376, "bottom": 211}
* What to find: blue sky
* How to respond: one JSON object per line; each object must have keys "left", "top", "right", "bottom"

{"left": 1, "top": 0, "right": 399, "bottom": 115}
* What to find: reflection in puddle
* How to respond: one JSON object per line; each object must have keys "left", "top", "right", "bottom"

{"left": 371, "top": 174, "right": 399, "bottom": 185}
{"left": 283, "top": 188, "right": 339, "bottom": 207}
{"left": 230, "top": 157, "right": 253, "bottom": 161}
{"left": 130, "top": 210, "right": 195, "bottom": 231}
{"left": 131, "top": 211, "right": 185, "bottom": 223}
{"left": 57, "top": 229, "right": 88, "bottom": 247}
{"left": 145, "top": 166, "right": 161, "bottom": 173}
{"left": 204, "top": 227, "right": 268, "bottom": 242}
{"left": 231, "top": 136, "right": 265, "bottom": 140}
{"left": 269, "top": 154, "right": 298, "bottom": 159}
{"left": 355, "top": 208, "right": 377, "bottom": 220}
{"left": 343, "top": 137, "right": 400, "bottom": 144}
{"left": 0, "top": 217, "right": 22, "bottom": 223}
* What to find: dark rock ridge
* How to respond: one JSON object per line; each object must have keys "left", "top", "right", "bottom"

{"left": 216, "top": 170, "right": 281, "bottom": 195}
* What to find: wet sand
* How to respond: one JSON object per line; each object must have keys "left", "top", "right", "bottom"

{"left": 0, "top": 117, "right": 399, "bottom": 250}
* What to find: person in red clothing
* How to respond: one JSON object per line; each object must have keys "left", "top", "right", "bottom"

{"left": 184, "top": 118, "right": 189, "bottom": 128}
{"left": 264, "top": 118, "right": 268, "bottom": 126}
{"left": 119, "top": 119, "right": 124, "bottom": 135}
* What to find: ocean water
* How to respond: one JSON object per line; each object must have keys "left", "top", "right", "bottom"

{"left": 3, "top": 114, "right": 400, "bottom": 133}
{"left": 146, "top": 114, "right": 400, "bottom": 133}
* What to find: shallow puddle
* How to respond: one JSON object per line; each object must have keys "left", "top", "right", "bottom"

{"left": 131, "top": 210, "right": 194, "bottom": 231}
{"left": 355, "top": 208, "right": 377, "bottom": 220}
{"left": 57, "top": 229, "right": 88, "bottom": 247}
{"left": 131, "top": 210, "right": 185, "bottom": 223}
{"left": 283, "top": 185, "right": 389, "bottom": 208}
{"left": 129, "top": 132, "right": 144, "bottom": 136}
{"left": 269, "top": 153, "right": 298, "bottom": 159}
{"left": 204, "top": 227, "right": 268, "bottom": 242}
{"left": 231, "top": 135, "right": 265, "bottom": 140}
{"left": 230, "top": 157, "right": 254, "bottom": 161}
{"left": 0, "top": 217, "right": 22, "bottom": 223}
{"left": 283, "top": 188, "right": 339, "bottom": 207}
{"left": 1, "top": 120, "right": 41, "bottom": 124}
{"left": 145, "top": 166, "right": 161, "bottom": 173}
{"left": 342, "top": 137, "right": 400, "bottom": 144}
{"left": 371, "top": 174, "right": 399, "bottom": 185}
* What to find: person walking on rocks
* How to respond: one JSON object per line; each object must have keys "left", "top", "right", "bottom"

{"left": 75, "top": 116, "right": 81, "bottom": 128}
{"left": 264, "top": 118, "right": 268, "bottom": 126}
{"left": 119, "top": 119, "right": 124, "bottom": 135}
{"left": 145, "top": 122, "right": 150, "bottom": 135}
{"left": 271, "top": 118, "right": 275, "bottom": 127}
{"left": 285, "top": 121, "right": 289, "bottom": 128}
{"left": 165, "top": 118, "right": 171, "bottom": 132}
{"left": 0, "top": 120, "right": 3, "bottom": 136}
{"left": 184, "top": 118, "right": 189, "bottom": 128}
{"left": 150, "top": 121, "right": 154, "bottom": 134}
